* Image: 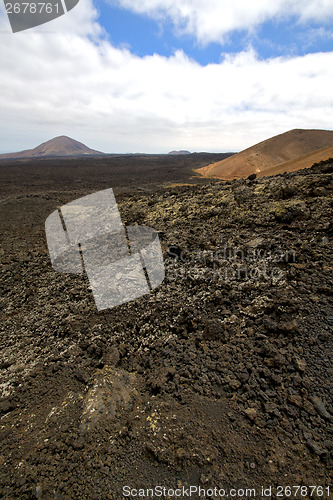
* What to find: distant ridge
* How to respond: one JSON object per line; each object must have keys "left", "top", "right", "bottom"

{"left": 0, "top": 136, "right": 104, "bottom": 159}
{"left": 168, "top": 150, "right": 191, "bottom": 155}
{"left": 196, "top": 129, "right": 333, "bottom": 179}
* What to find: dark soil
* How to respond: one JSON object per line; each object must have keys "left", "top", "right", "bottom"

{"left": 0, "top": 155, "right": 332, "bottom": 499}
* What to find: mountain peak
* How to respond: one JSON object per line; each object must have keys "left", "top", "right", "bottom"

{"left": 0, "top": 136, "right": 104, "bottom": 160}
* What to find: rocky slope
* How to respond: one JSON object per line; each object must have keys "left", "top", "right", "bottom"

{"left": 0, "top": 157, "right": 332, "bottom": 498}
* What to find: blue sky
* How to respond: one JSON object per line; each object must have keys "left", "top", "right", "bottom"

{"left": 96, "top": 3, "right": 233, "bottom": 65}
{"left": 97, "top": 2, "right": 333, "bottom": 64}
{"left": 0, "top": 0, "right": 332, "bottom": 153}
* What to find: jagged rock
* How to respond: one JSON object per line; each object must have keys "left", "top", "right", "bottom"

{"left": 244, "top": 408, "right": 257, "bottom": 421}
{"left": 294, "top": 357, "right": 307, "bottom": 373}
{"left": 310, "top": 396, "right": 332, "bottom": 422}
{"left": 306, "top": 439, "right": 327, "bottom": 457}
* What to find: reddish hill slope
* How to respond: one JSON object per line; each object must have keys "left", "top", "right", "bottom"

{"left": 257, "top": 145, "right": 333, "bottom": 177}
{"left": 196, "top": 129, "right": 333, "bottom": 179}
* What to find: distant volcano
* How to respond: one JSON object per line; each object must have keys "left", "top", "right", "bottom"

{"left": 168, "top": 150, "right": 191, "bottom": 155}
{"left": 0, "top": 136, "right": 105, "bottom": 159}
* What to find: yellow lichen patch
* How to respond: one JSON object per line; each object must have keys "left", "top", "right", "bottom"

{"left": 253, "top": 184, "right": 266, "bottom": 195}
{"left": 146, "top": 411, "right": 160, "bottom": 435}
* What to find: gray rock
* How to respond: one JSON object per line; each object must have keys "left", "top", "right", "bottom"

{"left": 310, "top": 396, "right": 333, "bottom": 422}
{"left": 306, "top": 439, "right": 327, "bottom": 457}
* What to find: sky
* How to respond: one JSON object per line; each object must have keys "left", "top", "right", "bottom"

{"left": 0, "top": 0, "right": 332, "bottom": 154}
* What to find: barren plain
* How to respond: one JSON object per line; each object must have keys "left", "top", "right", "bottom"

{"left": 0, "top": 153, "right": 332, "bottom": 499}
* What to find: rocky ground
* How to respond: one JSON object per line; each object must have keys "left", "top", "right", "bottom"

{"left": 0, "top": 156, "right": 332, "bottom": 499}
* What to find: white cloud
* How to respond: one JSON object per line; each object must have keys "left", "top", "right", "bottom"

{"left": 109, "top": 0, "right": 333, "bottom": 45}
{"left": 0, "top": 1, "right": 332, "bottom": 153}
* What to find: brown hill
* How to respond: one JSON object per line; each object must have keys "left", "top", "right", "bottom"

{"left": 196, "top": 129, "right": 333, "bottom": 179}
{"left": 257, "top": 145, "right": 333, "bottom": 177}
{"left": 0, "top": 136, "right": 104, "bottom": 159}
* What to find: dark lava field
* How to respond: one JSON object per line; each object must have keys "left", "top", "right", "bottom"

{"left": 0, "top": 154, "right": 332, "bottom": 499}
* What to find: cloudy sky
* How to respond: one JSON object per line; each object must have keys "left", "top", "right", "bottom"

{"left": 0, "top": 0, "right": 332, "bottom": 153}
